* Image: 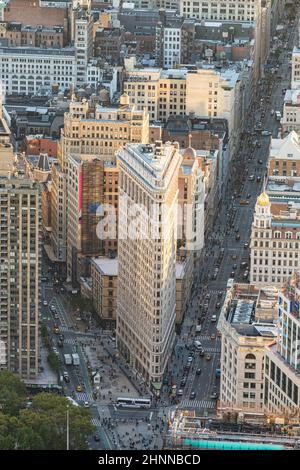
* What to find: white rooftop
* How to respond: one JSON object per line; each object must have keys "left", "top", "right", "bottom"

{"left": 284, "top": 89, "right": 300, "bottom": 104}
{"left": 92, "top": 257, "right": 118, "bottom": 276}
{"left": 270, "top": 131, "right": 300, "bottom": 160}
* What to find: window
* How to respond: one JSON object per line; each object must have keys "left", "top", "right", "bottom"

{"left": 245, "top": 353, "right": 256, "bottom": 360}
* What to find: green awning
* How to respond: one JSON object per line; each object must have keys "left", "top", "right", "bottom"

{"left": 152, "top": 382, "right": 162, "bottom": 390}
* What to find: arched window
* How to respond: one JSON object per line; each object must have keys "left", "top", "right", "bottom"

{"left": 285, "top": 232, "right": 292, "bottom": 239}
{"left": 245, "top": 353, "right": 256, "bottom": 360}
{"left": 274, "top": 231, "right": 281, "bottom": 239}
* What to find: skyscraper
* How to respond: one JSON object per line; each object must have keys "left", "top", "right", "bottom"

{"left": 0, "top": 177, "right": 41, "bottom": 379}
{"left": 116, "top": 141, "right": 182, "bottom": 388}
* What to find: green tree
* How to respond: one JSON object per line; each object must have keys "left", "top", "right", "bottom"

{"left": 0, "top": 413, "right": 18, "bottom": 449}
{"left": 47, "top": 351, "right": 60, "bottom": 371}
{"left": 41, "top": 322, "right": 48, "bottom": 338}
{"left": 31, "top": 393, "right": 94, "bottom": 450}
{"left": 0, "top": 373, "right": 95, "bottom": 450}
{"left": 0, "top": 370, "right": 26, "bottom": 416}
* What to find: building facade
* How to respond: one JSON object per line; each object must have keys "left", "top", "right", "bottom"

{"left": 0, "top": 178, "right": 41, "bottom": 379}
{"left": 217, "top": 283, "right": 278, "bottom": 417}
{"left": 116, "top": 141, "right": 182, "bottom": 387}
{"left": 0, "top": 46, "right": 76, "bottom": 95}
{"left": 250, "top": 192, "right": 300, "bottom": 287}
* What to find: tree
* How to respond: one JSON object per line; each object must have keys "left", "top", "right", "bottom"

{"left": 47, "top": 351, "right": 60, "bottom": 372}
{"left": 31, "top": 393, "right": 95, "bottom": 450}
{"left": 0, "top": 413, "right": 18, "bottom": 449}
{"left": 0, "top": 372, "right": 95, "bottom": 449}
{"left": 0, "top": 370, "right": 26, "bottom": 416}
{"left": 41, "top": 322, "right": 48, "bottom": 338}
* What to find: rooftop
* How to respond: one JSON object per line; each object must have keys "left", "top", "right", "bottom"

{"left": 92, "top": 257, "right": 118, "bottom": 277}
{"left": 0, "top": 46, "right": 75, "bottom": 56}
{"left": 270, "top": 131, "right": 300, "bottom": 160}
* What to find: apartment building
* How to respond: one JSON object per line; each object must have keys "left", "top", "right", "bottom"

{"left": 180, "top": 0, "right": 257, "bottom": 20}
{"left": 60, "top": 94, "right": 149, "bottom": 169}
{"left": 291, "top": 46, "right": 300, "bottom": 90}
{"left": 217, "top": 283, "right": 278, "bottom": 417}
{"left": 0, "top": 177, "right": 41, "bottom": 379}
{"left": 74, "top": 7, "right": 93, "bottom": 85}
{"left": 3, "top": 22, "right": 64, "bottom": 48}
{"left": 0, "top": 46, "right": 76, "bottom": 95}
{"left": 250, "top": 191, "right": 300, "bottom": 287}
{"left": 123, "top": 67, "right": 186, "bottom": 122}
{"left": 117, "top": 141, "right": 182, "bottom": 388}
{"left": 155, "top": 17, "right": 183, "bottom": 68}
{"left": 268, "top": 131, "right": 300, "bottom": 177}
{"left": 281, "top": 91, "right": 300, "bottom": 135}
{"left": 264, "top": 273, "right": 300, "bottom": 421}
{"left": 186, "top": 65, "right": 251, "bottom": 156}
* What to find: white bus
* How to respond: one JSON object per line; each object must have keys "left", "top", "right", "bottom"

{"left": 66, "top": 396, "right": 79, "bottom": 407}
{"left": 116, "top": 397, "right": 151, "bottom": 409}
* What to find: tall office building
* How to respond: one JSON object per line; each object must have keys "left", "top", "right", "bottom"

{"left": 0, "top": 177, "right": 41, "bottom": 379}
{"left": 116, "top": 141, "right": 182, "bottom": 388}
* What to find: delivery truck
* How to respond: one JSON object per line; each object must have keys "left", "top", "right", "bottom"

{"left": 64, "top": 353, "right": 72, "bottom": 365}
{"left": 72, "top": 353, "right": 80, "bottom": 366}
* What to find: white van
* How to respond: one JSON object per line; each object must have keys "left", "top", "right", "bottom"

{"left": 211, "top": 315, "right": 217, "bottom": 322}
{"left": 196, "top": 325, "right": 202, "bottom": 333}
{"left": 194, "top": 340, "right": 202, "bottom": 350}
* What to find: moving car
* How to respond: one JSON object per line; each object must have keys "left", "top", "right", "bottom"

{"left": 190, "top": 391, "right": 196, "bottom": 399}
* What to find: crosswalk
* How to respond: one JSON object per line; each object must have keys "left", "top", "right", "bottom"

{"left": 64, "top": 337, "right": 78, "bottom": 345}
{"left": 91, "top": 418, "right": 102, "bottom": 427}
{"left": 202, "top": 347, "right": 221, "bottom": 353}
{"left": 59, "top": 325, "right": 70, "bottom": 332}
{"left": 179, "top": 399, "right": 216, "bottom": 410}
{"left": 197, "top": 335, "right": 221, "bottom": 341}
{"left": 75, "top": 392, "right": 93, "bottom": 403}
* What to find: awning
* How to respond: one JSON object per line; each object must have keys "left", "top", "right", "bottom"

{"left": 151, "top": 382, "right": 162, "bottom": 391}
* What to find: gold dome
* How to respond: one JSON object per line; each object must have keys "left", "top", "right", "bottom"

{"left": 257, "top": 192, "right": 270, "bottom": 207}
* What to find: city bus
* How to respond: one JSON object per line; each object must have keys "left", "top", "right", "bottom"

{"left": 66, "top": 396, "right": 79, "bottom": 407}
{"left": 116, "top": 397, "right": 151, "bottom": 409}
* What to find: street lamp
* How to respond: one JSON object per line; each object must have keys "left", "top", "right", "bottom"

{"left": 67, "top": 405, "right": 70, "bottom": 450}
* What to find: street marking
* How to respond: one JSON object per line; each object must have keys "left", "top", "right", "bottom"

{"left": 179, "top": 399, "right": 216, "bottom": 410}
{"left": 91, "top": 418, "right": 102, "bottom": 427}
{"left": 75, "top": 392, "right": 93, "bottom": 402}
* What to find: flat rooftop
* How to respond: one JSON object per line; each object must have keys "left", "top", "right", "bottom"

{"left": 92, "top": 257, "right": 118, "bottom": 277}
